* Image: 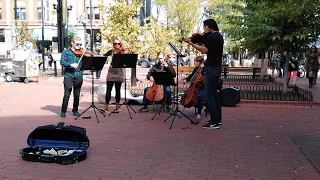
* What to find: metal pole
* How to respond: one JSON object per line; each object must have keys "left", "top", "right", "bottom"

{"left": 41, "top": 0, "right": 45, "bottom": 71}
{"left": 65, "top": 0, "right": 68, "bottom": 48}
{"left": 83, "top": 0, "right": 86, "bottom": 47}
{"left": 14, "top": 0, "right": 17, "bottom": 20}
{"left": 57, "top": 0, "right": 64, "bottom": 52}
{"left": 90, "top": 0, "right": 93, "bottom": 51}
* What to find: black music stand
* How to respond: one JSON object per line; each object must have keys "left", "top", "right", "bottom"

{"left": 109, "top": 54, "right": 138, "bottom": 119}
{"left": 165, "top": 43, "right": 198, "bottom": 129}
{"left": 75, "top": 56, "right": 106, "bottom": 123}
{"left": 150, "top": 72, "right": 181, "bottom": 120}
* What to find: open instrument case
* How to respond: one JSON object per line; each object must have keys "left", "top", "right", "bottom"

{"left": 19, "top": 122, "right": 89, "bottom": 165}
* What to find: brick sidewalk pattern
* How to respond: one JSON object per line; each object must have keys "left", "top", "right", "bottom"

{"left": 0, "top": 75, "right": 320, "bottom": 180}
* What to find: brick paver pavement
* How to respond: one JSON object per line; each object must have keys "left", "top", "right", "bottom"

{"left": 0, "top": 75, "right": 320, "bottom": 180}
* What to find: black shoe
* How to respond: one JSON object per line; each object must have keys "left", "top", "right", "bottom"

{"left": 138, "top": 106, "right": 148, "bottom": 112}
{"left": 207, "top": 120, "right": 222, "bottom": 125}
{"left": 73, "top": 111, "right": 80, "bottom": 117}
{"left": 60, "top": 112, "right": 66, "bottom": 118}
{"left": 203, "top": 123, "right": 221, "bottom": 129}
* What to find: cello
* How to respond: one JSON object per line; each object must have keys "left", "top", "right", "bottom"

{"left": 180, "top": 64, "right": 205, "bottom": 108}
{"left": 146, "top": 64, "right": 166, "bottom": 103}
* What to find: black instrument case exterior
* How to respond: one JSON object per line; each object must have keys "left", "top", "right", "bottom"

{"left": 19, "top": 122, "right": 89, "bottom": 165}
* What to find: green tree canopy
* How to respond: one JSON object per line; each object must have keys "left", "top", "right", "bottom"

{"left": 154, "top": 0, "right": 203, "bottom": 41}
{"left": 224, "top": 0, "right": 320, "bottom": 54}
{"left": 99, "top": 0, "right": 142, "bottom": 53}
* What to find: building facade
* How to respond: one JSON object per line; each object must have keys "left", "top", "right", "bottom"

{"left": 0, "top": 0, "right": 108, "bottom": 53}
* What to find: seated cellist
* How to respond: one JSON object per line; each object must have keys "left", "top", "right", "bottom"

{"left": 182, "top": 56, "right": 205, "bottom": 121}
{"left": 138, "top": 52, "right": 176, "bottom": 112}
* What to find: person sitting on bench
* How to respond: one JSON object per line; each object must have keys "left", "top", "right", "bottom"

{"left": 138, "top": 52, "right": 176, "bottom": 112}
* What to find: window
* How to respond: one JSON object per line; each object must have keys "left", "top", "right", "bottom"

{"left": 16, "top": 8, "right": 26, "bottom": 20}
{"left": 0, "top": 9, "right": 2, "bottom": 20}
{"left": 86, "top": 29, "right": 101, "bottom": 43}
{"left": 87, "top": 7, "right": 100, "bottom": 20}
{"left": 94, "top": 7, "right": 100, "bottom": 20}
{"left": 0, "top": 29, "right": 5, "bottom": 42}
{"left": 37, "top": 8, "right": 42, "bottom": 20}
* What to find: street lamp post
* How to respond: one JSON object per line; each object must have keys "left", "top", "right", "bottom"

{"left": 41, "top": 0, "right": 45, "bottom": 72}
{"left": 80, "top": 16, "right": 87, "bottom": 48}
{"left": 66, "top": 5, "right": 73, "bottom": 47}
{"left": 53, "top": 0, "right": 64, "bottom": 53}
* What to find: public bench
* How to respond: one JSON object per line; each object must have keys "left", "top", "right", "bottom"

{"left": 222, "top": 66, "right": 261, "bottom": 79}
{"left": 174, "top": 66, "right": 262, "bottom": 79}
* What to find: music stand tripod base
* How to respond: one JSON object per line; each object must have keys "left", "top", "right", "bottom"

{"left": 164, "top": 107, "right": 199, "bottom": 129}
{"left": 151, "top": 103, "right": 181, "bottom": 120}
{"left": 75, "top": 56, "right": 107, "bottom": 123}
{"left": 75, "top": 103, "right": 105, "bottom": 122}
{"left": 109, "top": 100, "right": 136, "bottom": 119}
{"left": 165, "top": 42, "right": 198, "bottom": 129}
{"left": 108, "top": 54, "right": 138, "bottom": 119}
{"left": 149, "top": 72, "right": 181, "bottom": 121}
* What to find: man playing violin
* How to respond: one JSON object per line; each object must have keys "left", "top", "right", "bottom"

{"left": 183, "top": 56, "right": 205, "bottom": 121}
{"left": 138, "top": 52, "right": 176, "bottom": 112}
{"left": 59, "top": 36, "right": 84, "bottom": 118}
{"left": 184, "top": 19, "right": 223, "bottom": 129}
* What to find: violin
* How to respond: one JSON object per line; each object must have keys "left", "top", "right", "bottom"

{"left": 114, "top": 43, "right": 126, "bottom": 54}
{"left": 73, "top": 48, "right": 92, "bottom": 57}
{"left": 180, "top": 64, "right": 205, "bottom": 108}
{"left": 146, "top": 63, "right": 166, "bottom": 103}
{"left": 179, "top": 32, "right": 209, "bottom": 45}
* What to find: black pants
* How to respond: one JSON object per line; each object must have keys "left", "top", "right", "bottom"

{"left": 61, "top": 76, "right": 83, "bottom": 113}
{"left": 105, "top": 81, "right": 122, "bottom": 104}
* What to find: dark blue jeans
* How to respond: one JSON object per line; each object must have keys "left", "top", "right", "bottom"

{"left": 196, "top": 89, "right": 205, "bottom": 114}
{"left": 61, "top": 76, "right": 83, "bottom": 113}
{"left": 96, "top": 70, "right": 101, "bottom": 79}
{"left": 142, "top": 86, "right": 172, "bottom": 106}
{"left": 204, "top": 67, "right": 222, "bottom": 124}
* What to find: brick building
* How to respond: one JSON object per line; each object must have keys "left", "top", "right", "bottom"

{"left": 0, "top": 0, "right": 107, "bottom": 54}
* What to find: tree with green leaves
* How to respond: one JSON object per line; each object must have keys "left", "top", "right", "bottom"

{"left": 15, "top": 21, "right": 36, "bottom": 48}
{"left": 99, "top": 0, "right": 142, "bottom": 54}
{"left": 154, "top": 0, "right": 203, "bottom": 41}
{"left": 139, "top": 17, "right": 175, "bottom": 58}
{"left": 216, "top": 0, "right": 320, "bottom": 91}
{"left": 208, "top": 0, "right": 243, "bottom": 55}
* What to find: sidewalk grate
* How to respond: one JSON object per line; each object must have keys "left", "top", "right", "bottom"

{"left": 292, "top": 136, "right": 320, "bottom": 173}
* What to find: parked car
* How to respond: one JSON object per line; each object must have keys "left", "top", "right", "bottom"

{"left": 168, "top": 57, "right": 188, "bottom": 66}
{"left": 137, "top": 58, "right": 156, "bottom": 68}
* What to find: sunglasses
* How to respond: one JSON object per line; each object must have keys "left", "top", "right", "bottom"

{"left": 75, "top": 43, "right": 82, "bottom": 46}
{"left": 113, "top": 43, "right": 120, "bottom": 45}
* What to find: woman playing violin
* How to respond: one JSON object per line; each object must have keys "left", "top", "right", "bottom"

{"left": 100, "top": 38, "right": 126, "bottom": 113}
{"left": 183, "top": 56, "right": 205, "bottom": 121}
{"left": 59, "top": 36, "right": 84, "bottom": 118}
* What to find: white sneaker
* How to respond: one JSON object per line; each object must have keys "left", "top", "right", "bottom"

{"left": 196, "top": 114, "right": 201, "bottom": 120}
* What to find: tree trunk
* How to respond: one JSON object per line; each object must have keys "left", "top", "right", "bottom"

{"left": 283, "top": 54, "right": 289, "bottom": 93}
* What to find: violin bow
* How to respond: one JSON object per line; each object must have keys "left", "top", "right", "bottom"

{"left": 189, "top": 61, "right": 204, "bottom": 82}
{"left": 77, "top": 40, "right": 91, "bottom": 66}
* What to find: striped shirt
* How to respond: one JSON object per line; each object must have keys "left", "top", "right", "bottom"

{"left": 60, "top": 48, "right": 83, "bottom": 78}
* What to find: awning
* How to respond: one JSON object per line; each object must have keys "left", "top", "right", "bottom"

{"left": 32, "top": 28, "right": 53, "bottom": 41}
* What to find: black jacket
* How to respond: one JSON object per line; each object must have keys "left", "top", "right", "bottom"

{"left": 147, "top": 62, "right": 176, "bottom": 80}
